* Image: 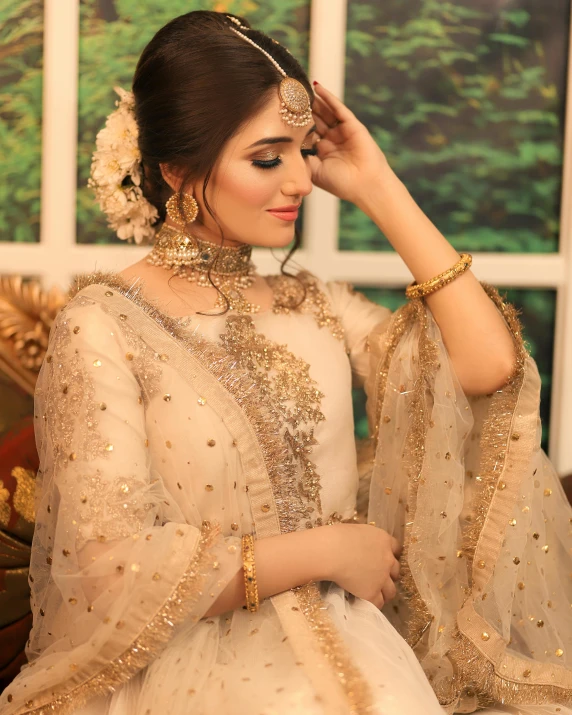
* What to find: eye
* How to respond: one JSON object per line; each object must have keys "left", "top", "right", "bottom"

{"left": 301, "top": 144, "right": 318, "bottom": 157}
{"left": 251, "top": 143, "right": 318, "bottom": 170}
{"left": 252, "top": 156, "right": 282, "bottom": 170}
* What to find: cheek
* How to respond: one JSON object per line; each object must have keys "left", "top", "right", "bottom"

{"left": 220, "top": 166, "right": 277, "bottom": 210}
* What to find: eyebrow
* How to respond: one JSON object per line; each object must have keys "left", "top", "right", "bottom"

{"left": 246, "top": 124, "right": 317, "bottom": 149}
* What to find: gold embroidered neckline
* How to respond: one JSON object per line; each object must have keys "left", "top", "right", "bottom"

{"left": 68, "top": 270, "right": 344, "bottom": 341}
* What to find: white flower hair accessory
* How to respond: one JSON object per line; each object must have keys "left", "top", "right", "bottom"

{"left": 87, "top": 86, "right": 159, "bottom": 244}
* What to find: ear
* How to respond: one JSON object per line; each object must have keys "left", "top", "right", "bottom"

{"left": 159, "top": 163, "right": 186, "bottom": 193}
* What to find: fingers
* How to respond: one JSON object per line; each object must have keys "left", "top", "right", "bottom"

{"left": 311, "top": 93, "right": 338, "bottom": 129}
{"left": 312, "top": 111, "right": 330, "bottom": 137}
{"left": 390, "top": 558, "right": 401, "bottom": 582}
{"left": 372, "top": 592, "right": 385, "bottom": 610}
{"left": 381, "top": 577, "right": 397, "bottom": 603}
{"left": 391, "top": 536, "right": 402, "bottom": 558}
{"left": 312, "top": 82, "right": 355, "bottom": 124}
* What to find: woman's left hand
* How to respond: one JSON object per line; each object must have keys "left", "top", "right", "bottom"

{"left": 308, "top": 82, "right": 391, "bottom": 204}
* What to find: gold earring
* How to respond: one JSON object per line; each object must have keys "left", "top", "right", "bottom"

{"left": 165, "top": 192, "right": 199, "bottom": 227}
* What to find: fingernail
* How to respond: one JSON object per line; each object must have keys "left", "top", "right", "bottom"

{"left": 312, "top": 81, "right": 319, "bottom": 85}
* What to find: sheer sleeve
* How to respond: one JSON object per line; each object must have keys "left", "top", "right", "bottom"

{"left": 1, "top": 297, "right": 243, "bottom": 715}
{"left": 324, "top": 281, "right": 393, "bottom": 388}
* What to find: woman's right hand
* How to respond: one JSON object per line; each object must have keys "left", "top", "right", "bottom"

{"left": 324, "top": 523, "right": 401, "bottom": 609}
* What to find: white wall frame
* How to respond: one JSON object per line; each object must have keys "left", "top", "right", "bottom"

{"left": 2, "top": 0, "right": 572, "bottom": 474}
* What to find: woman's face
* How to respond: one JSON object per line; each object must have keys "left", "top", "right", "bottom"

{"left": 171, "top": 91, "right": 319, "bottom": 248}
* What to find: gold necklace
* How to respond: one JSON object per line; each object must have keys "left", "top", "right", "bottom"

{"left": 146, "top": 223, "right": 260, "bottom": 313}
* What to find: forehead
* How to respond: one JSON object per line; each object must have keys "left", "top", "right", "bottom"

{"left": 233, "top": 91, "right": 312, "bottom": 148}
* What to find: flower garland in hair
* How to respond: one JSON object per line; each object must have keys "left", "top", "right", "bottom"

{"left": 87, "top": 86, "right": 159, "bottom": 244}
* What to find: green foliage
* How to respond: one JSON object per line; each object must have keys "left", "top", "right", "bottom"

{"left": 351, "top": 286, "right": 555, "bottom": 452}
{"left": 0, "top": 0, "right": 43, "bottom": 242}
{"left": 77, "top": 0, "right": 310, "bottom": 243}
{"left": 341, "top": 0, "right": 567, "bottom": 253}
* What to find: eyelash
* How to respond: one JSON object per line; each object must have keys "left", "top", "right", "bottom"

{"left": 252, "top": 145, "right": 318, "bottom": 170}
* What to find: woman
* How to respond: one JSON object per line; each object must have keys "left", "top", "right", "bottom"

{"left": 1, "top": 10, "right": 570, "bottom": 715}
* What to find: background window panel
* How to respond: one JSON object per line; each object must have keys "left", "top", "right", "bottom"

{"left": 0, "top": 1, "right": 44, "bottom": 244}
{"left": 76, "top": 0, "right": 311, "bottom": 245}
{"left": 352, "top": 286, "right": 556, "bottom": 453}
{"left": 341, "top": 0, "right": 569, "bottom": 254}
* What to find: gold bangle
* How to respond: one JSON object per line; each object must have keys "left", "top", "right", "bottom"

{"left": 241, "top": 533, "right": 260, "bottom": 613}
{"left": 405, "top": 253, "right": 472, "bottom": 300}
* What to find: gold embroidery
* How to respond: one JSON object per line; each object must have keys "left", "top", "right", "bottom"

{"left": 70, "top": 272, "right": 314, "bottom": 534}
{"left": 220, "top": 314, "right": 325, "bottom": 518}
{"left": 11, "top": 466, "right": 36, "bottom": 523}
{"left": 19, "top": 523, "right": 222, "bottom": 715}
{"left": 269, "top": 272, "right": 344, "bottom": 341}
{"left": 74, "top": 472, "right": 156, "bottom": 550}
{"left": 98, "top": 300, "right": 163, "bottom": 408}
{"left": 61, "top": 271, "right": 374, "bottom": 714}
{"left": 0, "top": 480, "right": 10, "bottom": 526}
{"left": 295, "top": 582, "right": 374, "bottom": 714}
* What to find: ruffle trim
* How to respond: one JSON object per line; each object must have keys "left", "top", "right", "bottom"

{"left": 10, "top": 522, "right": 222, "bottom": 715}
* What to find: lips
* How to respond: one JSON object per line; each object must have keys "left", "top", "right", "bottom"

{"left": 267, "top": 204, "right": 301, "bottom": 222}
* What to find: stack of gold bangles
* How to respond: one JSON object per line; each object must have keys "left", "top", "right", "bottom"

{"left": 405, "top": 253, "right": 472, "bottom": 300}
{"left": 242, "top": 533, "right": 260, "bottom": 612}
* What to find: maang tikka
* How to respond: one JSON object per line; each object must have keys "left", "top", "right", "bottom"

{"left": 226, "top": 16, "right": 313, "bottom": 128}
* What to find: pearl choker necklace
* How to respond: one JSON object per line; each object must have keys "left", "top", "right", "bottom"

{"left": 146, "top": 223, "right": 260, "bottom": 313}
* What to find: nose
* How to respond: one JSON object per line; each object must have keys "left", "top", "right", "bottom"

{"left": 281, "top": 154, "right": 313, "bottom": 200}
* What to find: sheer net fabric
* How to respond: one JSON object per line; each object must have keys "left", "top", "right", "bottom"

{"left": 0, "top": 272, "right": 570, "bottom": 715}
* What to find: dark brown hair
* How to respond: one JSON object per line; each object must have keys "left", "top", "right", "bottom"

{"left": 132, "top": 11, "right": 312, "bottom": 311}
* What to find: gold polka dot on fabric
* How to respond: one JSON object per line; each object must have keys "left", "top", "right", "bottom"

{"left": 261, "top": 504, "right": 271, "bottom": 513}
{"left": 93, "top": 359, "right": 102, "bottom": 367}
{"left": 152, "top": 573, "right": 161, "bottom": 581}
{"left": 105, "top": 291, "right": 113, "bottom": 297}
{"left": 509, "top": 518, "right": 517, "bottom": 526}
{"left": 518, "top": 582, "right": 525, "bottom": 590}
{"left": 197, "top": 397, "right": 206, "bottom": 406}
{"left": 125, "top": 352, "right": 134, "bottom": 361}
{"left": 163, "top": 394, "right": 172, "bottom": 402}
{"left": 165, "top": 440, "right": 172, "bottom": 449}
{"left": 69, "top": 597, "right": 77, "bottom": 605}
{"left": 481, "top": 632, "right": 490, "bottom": 641}
{"left": 99, "top": 402, "right": 107, "bottom": 410}
{"left": 207, "top": 439, "right": 216, "bottom": 447}
{"left": 231, "top": 523, "right": 239, "bottom": 531}
{"left": 556, "top": 649, "right": 564, "bottom": 657}
{"left": 205, "top": 484, "right": 214, "bottom": 492}
{"left": 105, "top": 444, "right": 113, "bottom": 452}
{"left": 73, "top": 326, "right": 80, "bottom": 334}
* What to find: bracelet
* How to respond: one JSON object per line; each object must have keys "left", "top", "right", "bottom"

{"left": 405, "top": 253, "right": 472, "bottom": 300}
{"left": 241, "top": 533, "right": 260, "bottom": 613}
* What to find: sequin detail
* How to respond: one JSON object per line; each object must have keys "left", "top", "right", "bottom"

{"left": 16, "top": 524, "right": 223, "bottom": 715}
{"left": 269, "top": 272, "right": 344, "bottom": 341}
{"left": 220, "top": 315, "right": 325, "bottom": 517}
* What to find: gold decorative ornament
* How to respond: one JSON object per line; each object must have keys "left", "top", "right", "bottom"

{"left": 165, "top": 192, "right": 199, "bottom": 227}
{"left": 242, "top": 532, "right": 260, "bottom": 612}
{"left": 226, "top": 16, "right": 313, "bottom": 128}
{"left": 146, "top": 223, "right": 260, "bottom": 313}
{"left": 405, "top": 253, "right": 473, "bottom": 300}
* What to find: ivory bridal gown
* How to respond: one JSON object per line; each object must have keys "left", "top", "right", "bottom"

{"left": 1, "top": 269, "right": 570, "bottom": 715}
